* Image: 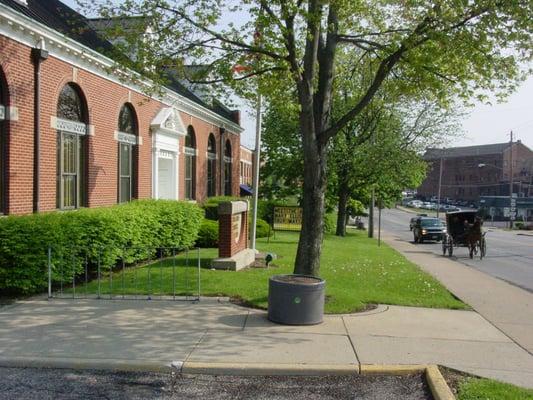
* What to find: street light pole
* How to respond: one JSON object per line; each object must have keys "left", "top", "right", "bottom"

{"left": 250, "top": 93, "right": 262, "bottom": 251}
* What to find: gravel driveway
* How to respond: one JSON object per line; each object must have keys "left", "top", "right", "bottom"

{"left": 0, "top": 367, "right": 432, "bottom": 399}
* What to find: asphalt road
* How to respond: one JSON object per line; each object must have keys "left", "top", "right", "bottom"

{"left": 0, "top": 368, "right": 431, "bottom": 400}
{"left": 378, "top": 208, "right": 533, "bottom": 293}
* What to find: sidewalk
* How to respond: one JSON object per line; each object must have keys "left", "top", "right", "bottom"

{"left": 1, "top": 297, "right": 532, "bottom": 388}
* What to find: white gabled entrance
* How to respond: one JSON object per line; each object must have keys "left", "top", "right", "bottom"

{"left": 156, "top": 152, "right": 176, "bottom": 200}
{"left": 151, "top": 107, "right": 186, "bottom": 200}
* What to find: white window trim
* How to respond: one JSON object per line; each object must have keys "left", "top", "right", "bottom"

{"left": 184, "top": 146, "right": 197, "bottom": 156}
{"left": 114, "top": 130, "right": 141, "bottom": 145}
{"left": 51, "top": 116, "right": 94, "bottom": 136}
{"left": 0, "top": 106, "right": 19, "bottom": 121}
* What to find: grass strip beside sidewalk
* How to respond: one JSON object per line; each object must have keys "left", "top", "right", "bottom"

{"left": 76, "top": 231, "right": 467, "bottom": 313}
{"left": 457, "top": 377, "right": 533, "bottom": 400}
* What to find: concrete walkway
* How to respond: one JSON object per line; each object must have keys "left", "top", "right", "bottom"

{"left": 1, "top": 298, "right": 532, "bottom": 388}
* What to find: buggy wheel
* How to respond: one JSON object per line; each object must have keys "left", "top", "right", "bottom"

{"left": 442, "top": 239, "right": 447, "bottom": 256}
{"left": 448, "top": 237, "right": 454, "bottom": 257}
{"left": 480, "top": 236, "right": 486, "bottom": 259}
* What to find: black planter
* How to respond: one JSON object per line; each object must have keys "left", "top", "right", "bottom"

{"left": 268, "top": 274, "right": 326, "bottom": 325}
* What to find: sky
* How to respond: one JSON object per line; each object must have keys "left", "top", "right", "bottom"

{"left": 62, "top": 0, "right": 533, "bottom": 151}
{"left": 455, "top": 76, "right": 533, "bottom": 150}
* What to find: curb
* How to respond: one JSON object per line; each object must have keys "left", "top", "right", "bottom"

{"left": 181, "top": 362, "right": 359, "bottom": 376}
{"left": 360, "top": 364, "right": 427, "bottom": 375}
{"left": 426, "top": 365, "right": 456, "bottom": 400}
{"left": 361, "top": 364, "right": 455, "bottom": 400}
{"left": 0, "top": 358, "right": 456, "bottom": 398}
{"left": 0, "top": 356, "right": 173, "bottom": 373}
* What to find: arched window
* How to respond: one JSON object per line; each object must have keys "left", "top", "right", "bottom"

{"left": 207, "top": 134, "right": 216, "bottom": 197}
{"left": 224, "top": 140, "right": 232, "bottom": 196}
{"left": 185, "top": 126, "right": 196, "bottom": 200}
{"left": 0, "top": 69, "right": 6, "bottom": 214}
{"left": 117, "top": 104, "right": 138, "bottom": 203}
{"left": 56, "top": 83, "right": 88, "bottom": 209}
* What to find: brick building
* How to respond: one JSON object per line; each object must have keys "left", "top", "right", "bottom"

{"left": 0, "top": 0, "right": 245, "bottom": 215}
{"left": 240, "top": 145, "right": 254, "bottom": 187}
{"left": 418, "top": 141, "right": 533, "bottom": 202}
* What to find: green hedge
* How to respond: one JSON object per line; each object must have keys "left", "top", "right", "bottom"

{"left": 195, "top": 219, "right": 219, "bottom": 248}
{"left": 256, "top": 218, "right": 272, "bottom": 238}
{"left": 0, "top": 200, "right": 203, "bottom": 295}
{"left": 195, "top": 217, "right": 271, "bottom": 250}
{"left": 202, "top": 196, "right": 241, "bottom": 221}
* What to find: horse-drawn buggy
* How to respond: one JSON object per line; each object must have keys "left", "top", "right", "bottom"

{"left": 442, "top": 211, "right": 486, "bottom": 259}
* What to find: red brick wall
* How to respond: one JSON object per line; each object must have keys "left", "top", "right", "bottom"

{"left": 0, "top": 35, "right": 242, "bottom": 215}
{"left": 240, "top": 146, "right": 254, "bottom": 186}
{"left": 218, "top": 209, "right": 248, "bottom": 258}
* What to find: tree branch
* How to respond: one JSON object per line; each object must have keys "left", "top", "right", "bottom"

{"left": 158, "top": 4, "right": 287, "bottom": 61}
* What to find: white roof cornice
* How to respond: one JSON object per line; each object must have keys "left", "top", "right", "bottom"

{"left": 0, "top": 3, "right": 243, "bottom": 134}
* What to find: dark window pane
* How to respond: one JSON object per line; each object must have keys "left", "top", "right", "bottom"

{"left": 207, "top": 134, "right": 215, "bottom": 153}
{"left": 57, "top": 131, "right": 83, "bottom": 209}
{"left": 63, "top": 134, "right": 77, "bottom": 174}
{"left": 120, "top": 144, "right": 131, "bottom": 176}
{"left": 186, "top": 126, "right": 195, "bottom": 148}
{"left": 225, "top": 140, "right": 231, "bottom": 157}
{"left": 63, "top": 175, "right": 76, "bottom": 208}
{"left": 57, "top": 84, "right": 84, "bottom": 122}
{"left": 120, "top": 177, "right": 131, "bottom": 203}
{"left": 185, "top": 155, "right": 194, "bottom": 199}
{"left": 118, "top": 105, "right": 135, "bottom": 134}
{"left": 225, "top": 161, "right": 232, "bottom": 195}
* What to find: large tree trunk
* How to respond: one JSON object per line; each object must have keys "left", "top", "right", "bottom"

{"left": 336, "top": 175, "right": 349, "bottom": 237}
{"left": 293, "top": 110, "right": 327, "bottom": 277}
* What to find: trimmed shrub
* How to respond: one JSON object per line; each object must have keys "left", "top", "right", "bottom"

{"left": 195, "top": 219, "right": 219, "bottom": 248}
{"left": 324, "top": 212, "right": 337, "bottom": 234}
{"left": 202, "top": 196, "right": 241, "bottom": 221}
{"left": 255, "top": 218, "right": 272, "bottom": 238}
{"left": 0, "top": 200, "right": 203, "bottom": 295}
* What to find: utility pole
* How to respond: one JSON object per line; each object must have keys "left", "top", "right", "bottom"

{"left": 509, "top": 131, "right": 514, "bottom": 229}
{"left": 437, "top": 155, "right": 443, "bottom": 218}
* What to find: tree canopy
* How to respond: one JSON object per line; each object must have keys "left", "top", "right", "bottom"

{"left": 80, "top": 0, "right": 533, "bottom": 276}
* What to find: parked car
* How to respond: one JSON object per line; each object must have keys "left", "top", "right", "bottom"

{"left": 407, "top": 200, "right": 423, "bottom": 208}
{"left": 409, "top": 214, "right": 427, "bottom": 231}
{"left": 413, "top": 217, "right": 447, "bottom": 243}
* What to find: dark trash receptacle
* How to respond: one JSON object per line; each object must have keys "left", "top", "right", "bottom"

{"left": 268, "top": 274, "right": 325, "bottom": 325}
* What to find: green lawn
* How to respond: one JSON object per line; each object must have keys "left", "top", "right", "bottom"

{"left": 458, "top": 377, "right": 533, "bottom": 400}
{"left": 75, "top": 231, "right": 467, "bottom": 313}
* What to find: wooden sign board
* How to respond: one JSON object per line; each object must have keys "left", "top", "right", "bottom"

{"left": 273, "top": 206, "right": 302, "bottom": 231}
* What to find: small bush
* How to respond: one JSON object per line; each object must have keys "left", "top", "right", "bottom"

{"left": 255, "top": 218, "right": 272, "bottom": 238}
{"left": 0, "top": 200, "right": 203, "bottom": 295}
{"left": 196, "top": 219, "right": 219, "bottom": 248}
{"left": 202, "top": 196, "right": 241, "bottom": 221}
{"left": 324, "top": 212, "right": 337, "bottom": 234}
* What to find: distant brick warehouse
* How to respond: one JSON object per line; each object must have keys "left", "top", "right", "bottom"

{"left": 0, "top": 0, "right": 244, "bottom": 216}
{"left": 418, "top": 142, "right": 533, "bottom": 202}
